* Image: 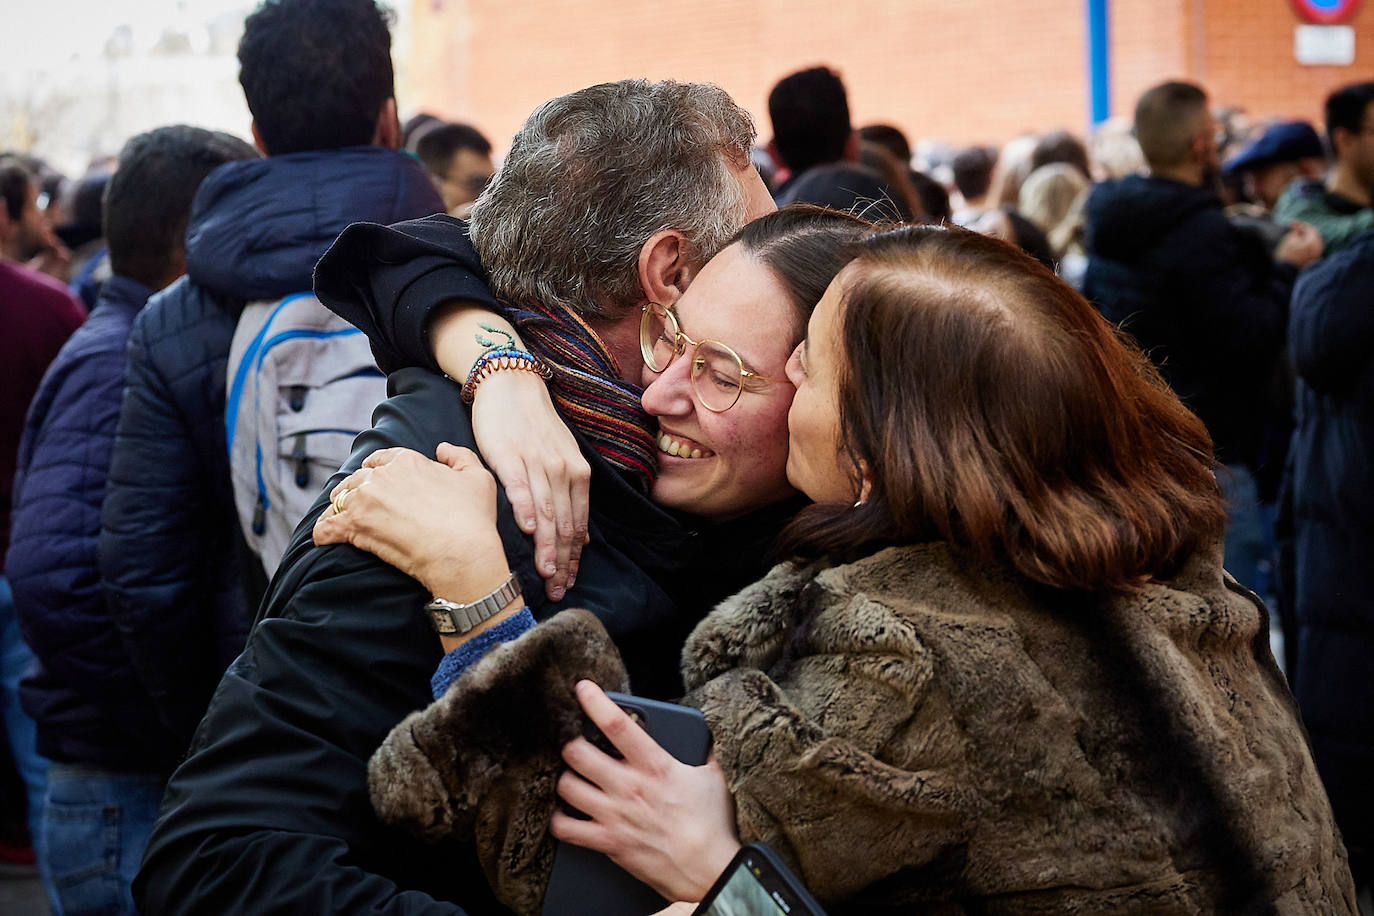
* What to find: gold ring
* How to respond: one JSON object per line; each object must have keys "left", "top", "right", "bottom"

{"left": 332, "top": 488, "right": 352, "bottom": 515}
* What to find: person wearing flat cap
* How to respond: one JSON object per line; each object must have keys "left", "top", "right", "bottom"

{"left": 1225, "top": 120, "right": 1326, "bottom": 212}
{"left": 1274, "top": 82, "right": 1374, "bottom": 253}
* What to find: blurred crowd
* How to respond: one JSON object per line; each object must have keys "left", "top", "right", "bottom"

{"left": 1, "top": 0, "right": 1372, "bottom": 913}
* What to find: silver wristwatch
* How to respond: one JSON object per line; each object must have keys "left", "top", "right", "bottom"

{"left": 425, "top": 571, "right": 522, "bottom": 635}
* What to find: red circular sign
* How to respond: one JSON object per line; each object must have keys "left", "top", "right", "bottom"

{"left": 1290, "top": 0, "right": 1363, "bottom": 24}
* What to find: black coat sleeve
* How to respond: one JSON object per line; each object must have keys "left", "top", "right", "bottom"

{"left": 313, "top": 214, "right": 499, "bottom": 375}
{"left": 1289, "top": 231, "right": 1374, "bottom": 394}
{"left": 133, "top": 373, "right": 502, "bottom": 915}
{"left": 133, "top": 368, "right": 689, "bottom": 914}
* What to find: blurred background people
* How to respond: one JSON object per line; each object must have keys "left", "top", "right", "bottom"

{"left": 951, "top": 144, "right": 998, "bottom": 226}
{"left": 1082, "top": 80, "right": 1321, "bottom": 601}
{"left": 858, "top": 122, "right": 912, "bottom": 165}
{"left": 401, "top": 111, "right": 442, "bottom": 151}
{"left": 415, "top": 121, "right": 495, "bottom": 218}
{"left": 1226, "top": 120, "right": 1326, "bottom": 213}
{"left": 768, "top": 66, "right": 904, "bottom": 220}
{"left": 1029, "top": 128, "right": 1092, "bottom": 180}
{"left": 989, "top": 133, "right": 1038, "bottom": 209}
{"left": 96, "top": 0, "right": 440, "bottom": 840}
{"left": 54, "top": 171, "right": 113, "bottom": 309}
{"left": 0, "top": 152, "right": 87, "bottom": 910}
{"left": 1274, "top": 81, "right": 1374, "bottom": 253}
{"left": 6, "top": 125, "right": 257, "bottom": 914}
{"left": 768, "top": 65, "right": 854, "bottom": 198}
{"left": 1019, "top": 161, "right": 1090, "bottom": 286}
{"left": 1089, "top": 115, "right": 1147, "bottom": 180}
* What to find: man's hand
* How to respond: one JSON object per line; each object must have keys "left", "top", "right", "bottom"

{"left": 1276, "top": 220, "right": 1323, "bottom": 268}
{"left": 549, "top": 681, "right": 740, "bottom": 904}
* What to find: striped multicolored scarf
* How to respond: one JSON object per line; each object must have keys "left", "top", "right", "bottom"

{"left": 500, "top": 296, "right": 658, "bottom": 489}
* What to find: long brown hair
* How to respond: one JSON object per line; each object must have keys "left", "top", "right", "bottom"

{"left": 784, "top": 225, "right": 1225, "bottom": 592}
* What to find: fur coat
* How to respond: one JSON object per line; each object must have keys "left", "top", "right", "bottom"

{"left": 369, "top": 540, "right": 1357, "bottom": 914}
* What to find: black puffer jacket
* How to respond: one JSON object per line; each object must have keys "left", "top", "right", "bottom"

{"left": 1284, "top": 230, "right": 1374, "bottom": 874}
{"left": 98, "top": 147, "right": 442, "bottom": 753}
{"left": 1082, "top": 175, "right": 1296, "bottom": 468}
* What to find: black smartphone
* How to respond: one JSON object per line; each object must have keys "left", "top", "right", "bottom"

{"left": 540, "top": 691, "right": 712, "bottom": 916}
{"left": 693, "top": 843, "right": 827, "bottom": 916}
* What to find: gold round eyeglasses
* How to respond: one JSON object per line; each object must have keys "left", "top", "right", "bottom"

{"left": 639, "top": 302, "right": 789, "bottom": 413}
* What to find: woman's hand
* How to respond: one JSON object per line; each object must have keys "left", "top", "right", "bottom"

{"left": 549, "top": 681, "right": 741, "bottom": 903}
{"left": 429, "top": 303, "right": 591, "bottom": 604}
{"left": 470, "top": 369, "right": 590, "bottom": 603}
{"left": 312, "top": 444, "right": 511, "bottom": 605}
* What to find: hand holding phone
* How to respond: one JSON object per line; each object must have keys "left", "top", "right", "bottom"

{"left": 543, "top": 685, "right": 718, "bottom": 915}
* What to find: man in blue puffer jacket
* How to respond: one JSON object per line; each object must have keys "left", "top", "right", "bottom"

{"left": 6, "top": 126, "right": 258, "bottom": 912}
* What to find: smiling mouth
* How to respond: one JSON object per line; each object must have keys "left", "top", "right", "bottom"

{"left": 657, "top": 431, "right": 714, "bottom": 459}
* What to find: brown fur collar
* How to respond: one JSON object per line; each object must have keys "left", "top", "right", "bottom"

{"left": 680, "top": 559, "right": 819, "bottom": 689}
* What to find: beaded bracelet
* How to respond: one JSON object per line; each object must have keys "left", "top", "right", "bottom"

{"left": 460, "top": 347, "right": 555, "bottom": 404}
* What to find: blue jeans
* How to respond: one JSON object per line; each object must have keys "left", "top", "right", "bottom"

{"left": 0, "top": 574, "right": 57, "bottom": 907}
{"left": 43, "top": 765, "right": 165, "bottom": 915}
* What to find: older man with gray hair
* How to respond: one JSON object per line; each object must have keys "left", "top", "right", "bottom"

{"left": 135, "top": 79, "right": 775, "bottom": 915}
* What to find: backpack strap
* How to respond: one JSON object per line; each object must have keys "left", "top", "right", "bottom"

{"left": 225, "top": 291, "right": 316, "bottom": 455}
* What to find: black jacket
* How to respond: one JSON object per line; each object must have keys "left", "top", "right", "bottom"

{"left": 1284, "top": 230, "right": 1374, "bottom": 861}
{"left": 1082, "top": 175, "right": 1296, "bottom": 468}
{"left": 97, "top": 148, "right": 443, "bottom": 756}
{"left": 135, "top": 217, "right": 798, "bottom": 913}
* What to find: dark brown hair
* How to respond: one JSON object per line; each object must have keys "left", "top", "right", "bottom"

{"left": 729, "top": 204, "right": 875, "bottom": 345}
{"left": 784, "top": 225, "right": 1225, "bottom": 592}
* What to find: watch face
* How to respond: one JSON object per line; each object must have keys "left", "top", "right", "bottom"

{"left": 428, "top": 607, "right": 459, "bottom": 635}
{"left": 424, "top": 572, "right": 520, "bottom": 637}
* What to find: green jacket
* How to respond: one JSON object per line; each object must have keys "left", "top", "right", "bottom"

{"left": 1274, "top": 177, "right": 1374, "bottom": 253}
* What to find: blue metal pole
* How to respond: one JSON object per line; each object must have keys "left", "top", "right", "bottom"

{"left": 1087, "top": 0, "right": 1111, "bottom": 126}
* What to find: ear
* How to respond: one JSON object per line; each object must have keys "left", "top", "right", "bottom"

{"left": 636, "top": 229, "right": 697, "bottom": 309}
{"left": 372, "top": 97, "right": 401, "bottom": 150}
{"left": 1190, "top": 129, "right": 1209, "bottom": 163}
{"left": 1332, "top": 125, "right": 1354, "bottom": 159}
{"left": 250, "top": 121, "right": 269, "bottom": 157}
{"left": 857, "top": 464, "right": 873, "bottom": 506}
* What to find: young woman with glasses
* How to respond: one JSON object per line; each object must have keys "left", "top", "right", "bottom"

{"left": 321, "top": 222, "right": 1355, "bottom": 913}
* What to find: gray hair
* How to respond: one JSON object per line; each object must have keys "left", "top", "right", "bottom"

{"left": 468, "top": 79, "right": 755, "bottom": 321}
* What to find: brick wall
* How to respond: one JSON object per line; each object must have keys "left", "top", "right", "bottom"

{"left": 404, "top": 0, "right": 1374, "bottom": 155}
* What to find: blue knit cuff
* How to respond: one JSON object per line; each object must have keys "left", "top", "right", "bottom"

{"left": 431, "top": 607, "right": 537, "bottom": 699}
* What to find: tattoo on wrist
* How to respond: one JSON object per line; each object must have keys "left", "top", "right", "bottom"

{"left": 475, "top": 324, "right": 516, "bottom": 351}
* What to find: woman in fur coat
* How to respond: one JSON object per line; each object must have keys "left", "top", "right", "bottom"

{"left": 319, "top": 225, "right": 1356, "bottom": 914}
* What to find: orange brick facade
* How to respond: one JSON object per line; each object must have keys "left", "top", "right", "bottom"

{"left": 404, "top": 0, "right": 1374, "bottom": 154}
